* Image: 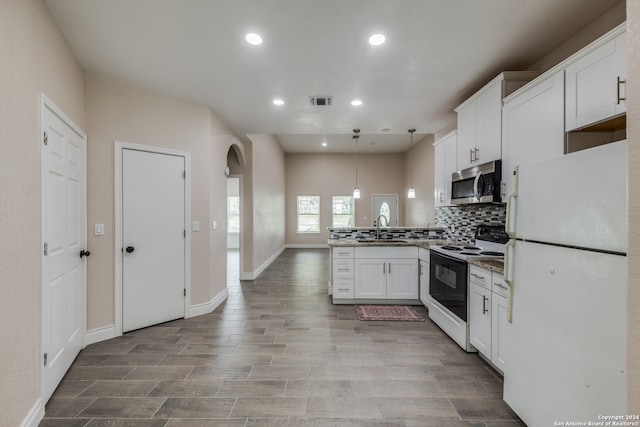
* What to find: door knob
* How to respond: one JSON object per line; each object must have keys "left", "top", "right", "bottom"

{"left": 125, "top": 246, "right": 135, "bottom": 253}
{"left": 80, "top": 249, "right": 91, "bottom": 258}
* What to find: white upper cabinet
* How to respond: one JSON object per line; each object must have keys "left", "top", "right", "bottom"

{"left": 565, "top": 28, "right": 626, "bottom": 131}
{"left": 455, "top": 72, "right": 539, "bottom": 171}
{"left": 501, "top": 71, "right": 565, "bottom": 198}
{"left": 433, "top": 130, "right": 457, "bottom": 207}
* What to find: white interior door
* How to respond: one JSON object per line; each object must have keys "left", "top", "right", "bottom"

{"left": 41, "top": 96, "right": 87, "bottom": 403}
{"left": 122, "top": 149, "right": 186, "bottom": 332}
{"left": 372, "top": 194, "right": 398, "bottom": 227}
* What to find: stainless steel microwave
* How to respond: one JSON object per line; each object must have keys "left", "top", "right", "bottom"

{"left": 450, "top": 160, "right": 502, "bottom": 205}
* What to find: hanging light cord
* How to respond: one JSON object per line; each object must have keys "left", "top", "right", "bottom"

{"left": 409, "top": 129, "right": 415, "bottom": 188}
{"left": 353, "top": 129, "right": 360, "bottom": 188}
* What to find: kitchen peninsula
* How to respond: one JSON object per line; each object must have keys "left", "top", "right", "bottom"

{"left": 328, "top": 227, "right": 444, "bottom": 304}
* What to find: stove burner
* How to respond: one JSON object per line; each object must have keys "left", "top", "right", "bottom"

{"left": 441, "top": 246, "right": 462, "bottom": 251}
{"left": 479, "top": 251, "right": 504, "bottom": 256}
{"left": 464, "top": 246, "right": 480, "bottom": 250}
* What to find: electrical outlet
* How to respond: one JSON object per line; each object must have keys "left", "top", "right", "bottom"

{"left": 192, "top": 221, "right": 200, "bottom": 232}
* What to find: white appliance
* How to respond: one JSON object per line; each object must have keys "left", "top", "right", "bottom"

{"left": 429, "top": 225, "right": 507, "bottom": 351}
{"left": 503, "top": 140, "right": 627, "bottom": 425}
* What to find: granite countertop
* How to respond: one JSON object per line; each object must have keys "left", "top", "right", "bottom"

{"left": 327, "top": 238, "right": 447, "bottom": 249}
{"left": 468, "top": 258, "right": 504, "bottom": 274}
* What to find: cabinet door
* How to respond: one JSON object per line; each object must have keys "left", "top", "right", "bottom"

{"left": 354, "top": 259, "right": 386, "bottom": 299}
{"left": 469, "top": 283, "right": 492, "bottom": 358}
{"left": 419, "top": 259, "right": 429, "bottom": 307}
{"left": 501, "top": 72, "right": 565, "bottom": 198}
{"left": 444, "top": 133, "right": 458, "bottom": 204}
{"left": 565, "top": 32, "right": 626, "bottom": 131}
{"left": 387, "top": 258, "right": 419, "bottom": 299}
{"left": 476, "top": 81, "right": 503, "bottom": 164}
{"left": 456, "top": 100, "right": 477, "bottom": 170}
{"left": 491, "top": 293, "right": 509, "bottom": 373}
{"left": 434, "top": 141, "right": 446, "bottom": 207}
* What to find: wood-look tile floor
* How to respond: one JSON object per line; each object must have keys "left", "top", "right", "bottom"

{"left": 40, "top": 248, "right": 524, "bottom": 427}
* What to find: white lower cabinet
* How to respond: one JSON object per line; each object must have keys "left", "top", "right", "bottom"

{"left": 353, "top": 246, "right": 419, "bottom": 301}
{"left": 469, "top": 264, "right": 509, "bottom": 373}
{"left": 491, "top": 292, "right": 509, "bottom": 372}
{"left": 354, "top": 259, "right": 387, "bottom": 299}
{"left": 469, "top": 282, "right": 492, "bottom": 358}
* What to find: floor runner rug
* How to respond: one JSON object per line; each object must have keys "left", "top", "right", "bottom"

{"left": 354, "top": 305, "right": 425, "bottom": 321}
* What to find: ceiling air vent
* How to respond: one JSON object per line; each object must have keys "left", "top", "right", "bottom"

{"left": 309, "top": 96, "right": 333, "bottom": 106}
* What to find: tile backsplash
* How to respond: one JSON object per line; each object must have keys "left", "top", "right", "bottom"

{"left": 435, "top": 204, "right": 506, "bottom": 243}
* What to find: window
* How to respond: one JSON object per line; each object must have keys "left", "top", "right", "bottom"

{"left": 379, "top": 202, "right": 390, "bottom": 227}
{"left": 332, "top": 196, "right": 355, "bottom": 228}
{"left": 297, "top": 196, "right": 320, "bottom": 233}
{"left": 227, "top": 195, "right": 240, "bottom": 233}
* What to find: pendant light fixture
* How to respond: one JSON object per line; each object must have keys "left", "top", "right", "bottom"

{"left": 352, "top": 129, "right": 361, "bottom": 199}
{"left": 407, "top": 129, "right": 416, "bottom": 199}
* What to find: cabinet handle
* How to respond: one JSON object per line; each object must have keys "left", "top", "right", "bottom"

{"left": 439, "top": 191, "right": 444, "bottom": 203}
{"left": 338, "top": 288, "right": 349, "bottom": 292}
{"left": 617, "top": 76, "right": 626, "bottom": 104}
{"left": 388, "top": 262, "right": 391, "bottom": 274}
{"left": 338, "top": 252, "right": 350, "bottom": 256}
{"left": 383, "top": 263, "right": 386, "bottom": 274}
{"left": 469, "top": 149, "right": 474, "bottom": 163}
{"left": 482, "top": 295, "right": 488, "bottom": 314}
{"left": 475, "top": 147, "right": 479, "bottom": 162}
{"left": 493, "top": 281, "right": 507, "bottom": 289}
{"left": 471, "top": 272, "right": 485, "bottom": 280}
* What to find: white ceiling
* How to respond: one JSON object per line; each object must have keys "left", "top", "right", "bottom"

{"left": 44, "top": 0, "right": 621, "bottom": 153}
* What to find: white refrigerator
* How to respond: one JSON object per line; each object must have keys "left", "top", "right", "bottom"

{"left": 503, "top": 140, "right": 628, "bottom": 425}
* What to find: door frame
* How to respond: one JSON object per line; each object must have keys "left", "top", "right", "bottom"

{"left": 40, "top": 93, "right": 87, "bottom": 401}
{"left": 114, "top": 141, "right": 191, "bottom": 336}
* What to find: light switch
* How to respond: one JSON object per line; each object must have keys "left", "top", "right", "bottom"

{"left": 94, "top": 224, "right": 104, "bottom": 236}
{"left": 192, "top": 221, "right": 200, "bottom": 232}
{"left": 212, "top": 221, "right": 217, "bottom": 230}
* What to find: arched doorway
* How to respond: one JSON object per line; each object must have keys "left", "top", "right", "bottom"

{"left": 226, "top": 145, "right": 244, "bottom": 285}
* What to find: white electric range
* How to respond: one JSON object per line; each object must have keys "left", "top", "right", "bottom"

{"left": 427, "top": 224, "right": 508, "bottom": 351}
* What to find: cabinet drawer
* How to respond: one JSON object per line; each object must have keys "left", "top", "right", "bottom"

{"left": 469, "top": 265, "right": 491, "bottom": 290}
{"left": 333, "top": 247, "right": 354, "bottom": 259}
{"left": 491, "top": 273, "right": 509, "bottom": 298}
{"left": 333, "top": 260, "right": 354, "bottom": 279}
{"left": 333, "top": 279, "right": 354, "bottom": 299}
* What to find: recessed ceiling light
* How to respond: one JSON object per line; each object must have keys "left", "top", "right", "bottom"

{"left": 245, "top": 33, "right": 263, "bottom": 45}
{"left": 351, "top": 99, "right": 363, "bottom": 106}
{"left": 273, "top": 99, "right": 284, "bottom": 106}
{"left": 368, "top": 34, "right": 386, "bottom": 46}
{"left": 381, "top": 128, "right": 390, "bottom": 132}
{"left": 322, "top": 142, "right": 328, "bottom": 147}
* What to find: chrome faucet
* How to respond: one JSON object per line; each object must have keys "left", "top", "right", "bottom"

{"left": 375, "top": 214, "right": 389, "bottom": 239}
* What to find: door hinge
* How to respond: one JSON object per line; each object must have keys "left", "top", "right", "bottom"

{"left": 184, "top": 230, "right": 186, "bottom": 237}
{"left": 44, "top": 242, "right": 48, "bottom": 256}
{"left": 44, "top": 352, "right": 48, "bottom": 367}
{"left": 182, "top": 171, "right": 186, "bottom": 178}
{"left": 184, "top": 288, "right": 187, "bottom": 297}
{"left": 43, "top": 131, "right": 48, "bottom": 146}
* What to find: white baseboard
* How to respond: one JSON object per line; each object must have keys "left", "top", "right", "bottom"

{"left": 20, "top": 398, "right": 44, "bottom": 427}
{"left": 286, "top": 243, "right": 329, "bottom": 249}
{"left": 240, "top": 245, "right": 286, "bottom": 280}
{"left": 85, "top": 324, "right": 117, "bottom": 346}
{"left": 188, "top": 288, "right": 228, "bottom": 318}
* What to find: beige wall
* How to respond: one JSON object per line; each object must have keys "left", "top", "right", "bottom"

{"left": 627, "top": 0, "right": 639, "bottom": 414}
{"left": 404, "top": 135, "right": 436, "bottom": 227}
{"left": 0, "top": 0, "right": 86, "bottom": 424}
{"left": 85, "top": 74, "right": 237, "bottom": 329}
{"left": 285, "top": 152, "right": 407, "bottom": 245}
{"left": 246, "top": 134, "right": 286, "bottom": 270}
